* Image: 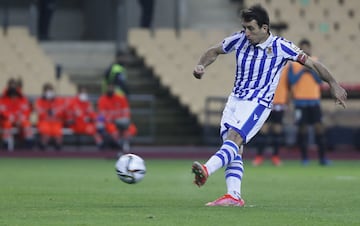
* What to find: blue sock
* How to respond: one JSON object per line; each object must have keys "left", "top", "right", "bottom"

{"left": 205, "top": 140, "right": 239, "bottom": 175}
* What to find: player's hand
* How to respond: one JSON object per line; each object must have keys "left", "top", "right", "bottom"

{"left": 193, "top": 65, "right": 205, "bottom": 79}
{"left": 330, "top": 83, "right": 347, "bottom": 108}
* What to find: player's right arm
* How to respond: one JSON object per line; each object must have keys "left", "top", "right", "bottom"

{"left": 279, "top": 39, "right": 347, "bottom": 108}
{"left": 303, "top": 56, "right": 347, "bottom": 108}
{"left": 193, "top": 42, "right": 225, "bottom": 79}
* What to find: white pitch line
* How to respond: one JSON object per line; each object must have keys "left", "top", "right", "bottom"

{"left": 335, "top": 176, "right": 357, "bottom": 180}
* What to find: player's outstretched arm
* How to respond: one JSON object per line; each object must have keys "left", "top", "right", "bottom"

{"left": 304, "top": 57, "right": 347, "bottom": 108}
{"left": 193, "top": 43, "right": 225, "bottom": 79}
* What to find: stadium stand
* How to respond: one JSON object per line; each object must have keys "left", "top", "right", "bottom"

{"left": 0, "top": 0, "right": 358, "bottom": 149}
{"left": 0, "top": 26, "right": 76, "bottom": 96}
{"left": 128, "top": 28, "right": 236, "bottom": 123}
{"left": 0, "top": 26, "right": 78, "bottom": 150}
{"left": 128, "top": 0, "right": 360, "bottom": 148}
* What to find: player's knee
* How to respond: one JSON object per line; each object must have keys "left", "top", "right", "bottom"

{"left": 226, "top": 128, "right": 244, "bottom": 147}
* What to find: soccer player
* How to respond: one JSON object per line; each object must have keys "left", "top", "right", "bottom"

{"left": 286, "top": 39, "right": 329, "bottom": 165}
{"left": 252, "top": 70, "right": 289, "bottom": 166}
{"left": 191, "top": 4, "right": 347, "bottom": 207}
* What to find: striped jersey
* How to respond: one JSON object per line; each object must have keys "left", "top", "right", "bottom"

{"left": 222, "top": 31, "right": 305, "bottom": 108}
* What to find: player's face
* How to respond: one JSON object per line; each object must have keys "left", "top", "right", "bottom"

{"left": 242, "top": 20, "right": 269, "bottom": 45}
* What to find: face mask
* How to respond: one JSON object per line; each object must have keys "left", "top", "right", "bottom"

{"left": 107, "top": 91, "right": 114, "bottom": 97}
{"left": 79, "top": 93, "right": 88, "bottom": 101}
{"left": 45, "top": 90, "right": 55, "bottom": 99}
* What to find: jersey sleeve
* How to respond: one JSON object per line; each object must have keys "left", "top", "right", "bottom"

{"left": 278, "top": 39, "right": 308, "bottom": 65}
{"left": 222, "top": 32, "right": 244, "bottom": 53}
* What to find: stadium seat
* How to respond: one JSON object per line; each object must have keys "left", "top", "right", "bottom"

{"left": 0, "top": 26, "right": 76, "bottom": 96}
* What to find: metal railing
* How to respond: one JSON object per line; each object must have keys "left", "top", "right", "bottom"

{"left": 126, "top": 94, "right": 156, "bottom": 143}
{"left": 203, "top": 96, "right": 360, "bottom": 149}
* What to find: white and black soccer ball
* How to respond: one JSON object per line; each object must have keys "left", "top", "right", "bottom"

{"left": 115, "top": 154, "right": 146, "bottom": 184}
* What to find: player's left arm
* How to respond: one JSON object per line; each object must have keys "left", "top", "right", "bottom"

{"left": 193, "top": 42, "right": 225, "bottom": 79}
{"left": 302, "top": 56, "right": 347, "bottom": 108}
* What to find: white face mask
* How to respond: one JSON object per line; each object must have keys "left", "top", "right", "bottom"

{"left": 79, "top": 93, "right": 88, "bottom": 101}
{"left": 45, "top": 90, "right": 55, "bottom": 99}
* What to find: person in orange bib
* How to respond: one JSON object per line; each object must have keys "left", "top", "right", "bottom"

{"left": 35, "top": 83, "right": 66, "bottom": 150}
{"left": 252, "top": 70, "right": 289, "bottom": 166}
{"left": 97, "top": 85, "right": 137, "bottom": 153}
{"left": 66, "top": 86, "right": 104, "bottom": 148}
{"left": 0, "top": 78, "right": 34, "bottom": 150}
{"left": 287, "top": 39, "right": 329, "bottom": 166}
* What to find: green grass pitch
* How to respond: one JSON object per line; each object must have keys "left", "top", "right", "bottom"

{"left": 0, "top": 157, "right": 359, "bottom": 226}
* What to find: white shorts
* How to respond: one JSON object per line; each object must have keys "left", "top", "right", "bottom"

{"left": 220, "top": 95, "right": 271, "bottom": 144}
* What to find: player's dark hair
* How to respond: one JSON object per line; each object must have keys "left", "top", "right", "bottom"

{"left": 241, "top": 4, "right": 270, "bottom": 30}
{"left": 299, "top": 38, "right": 311, "bottom": 47}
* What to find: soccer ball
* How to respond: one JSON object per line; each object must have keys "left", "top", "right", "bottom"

{"left": 115, "top": 154, "right": 146, "bottom": 184}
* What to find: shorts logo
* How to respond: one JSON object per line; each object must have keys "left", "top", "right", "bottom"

{"left": 253, "top": 114, "right": 259, "bottom": 121}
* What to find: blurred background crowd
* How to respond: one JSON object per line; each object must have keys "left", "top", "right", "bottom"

{"left": 0, "top": 0, "right": 359, "bottom": 159}
{"left": 0, "top": 76, "right": 136, "bottom": 152}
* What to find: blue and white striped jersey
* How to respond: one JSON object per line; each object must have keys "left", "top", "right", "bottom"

{"left": 222, "top": 31, "right": 304, "bottom": 108}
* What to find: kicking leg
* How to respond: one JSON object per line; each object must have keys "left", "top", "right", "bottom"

{"left": 192, "top": 128, "right": 242, "bottom": 187}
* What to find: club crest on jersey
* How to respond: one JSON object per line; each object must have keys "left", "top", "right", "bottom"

{"left": 266, "top": 47, "right": 272, "bottom": 55}
{"left": 243, "top": 44, "right": 250, "bottom": 51}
